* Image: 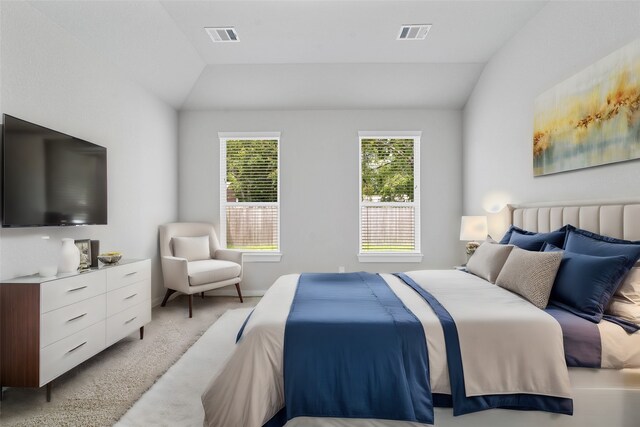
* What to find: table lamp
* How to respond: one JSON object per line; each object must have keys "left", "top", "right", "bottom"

{"left": 460, "top": 216, "right": 488, "bottom": 262}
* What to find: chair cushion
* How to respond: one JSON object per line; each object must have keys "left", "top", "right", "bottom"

{"left": 173, "top": 236, "right": 211, "bottom": 262}
{"left": 187, "top": 259, "right": 241, "bottom": 286}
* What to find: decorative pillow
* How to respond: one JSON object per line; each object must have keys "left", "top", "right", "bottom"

{"left": 499, "top": 225, "right": 536, "bottom": 244}
{"left": 495, "top": 247, "right": 563, "bottom": 309}
{"left": 507, "top": 227, "right": 568, "bottom": 251}
{"left": 500, "top": 224, "right": 570, "bottom": 249}
{"left": 543, "top": 243, "right": 632, "bottom": 323}
{"left": 564, "top": 228, "right": 640, "bottom": 270}
{"left": 606, "top": 266, "right": 640, "bottom": 325}
{"left": 172, "top": 236, "right": 211, "bottom": 262}
{"left": 466, "top": 241, "right": 514, "bottom": 284}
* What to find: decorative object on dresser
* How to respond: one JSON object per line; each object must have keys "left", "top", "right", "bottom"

{"left": 90, "top": 240, "right": 100, "bottom": 268}
{"left": 74, "top": 239, "right": 91, "bottom": 270}
{"left": 0, "top": 259, "right": 151, "bottom": 402}
{"left": 159, "top": 223, "right": 243, "bottom": 318}
{"left": 98, "top": 252, "right": 123, "bottom": 265}
{"left": 459, "top": 215, "right": 488, "bottom": 262}
{"left": 59, "top": 238, "right": 81, "bottom": 273}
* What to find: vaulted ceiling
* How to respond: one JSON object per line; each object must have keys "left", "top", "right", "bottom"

{"left": 28, "top": 0, "right": 549, "bottom": 110}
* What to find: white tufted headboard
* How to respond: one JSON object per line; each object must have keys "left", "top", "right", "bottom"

{"left": 489, "top": 200, "right": 640, "bottom": 242}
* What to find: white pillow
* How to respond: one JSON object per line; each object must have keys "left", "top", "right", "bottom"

{"left": 466, "top": 241, "right": 514, "bottom": 283}
{"left": 606, "top": 266, "right": 640, "bottom": 324}
{"left": 172, "top": 236, "right": 210, "bottom": 262}
{"left": 495, "top": 247, "right": 563, "bottom": 309}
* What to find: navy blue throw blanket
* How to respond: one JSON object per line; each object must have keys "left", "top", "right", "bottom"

{"left": 394, "top": 273, "right": 573, "bottom": 416}
{"left": 282, "top": 272, "right": 434, "bottom": 424}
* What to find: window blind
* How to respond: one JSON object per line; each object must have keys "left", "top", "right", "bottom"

{"left": 360, "top": 137, "right": 419, "bottom": 253}
{"left": 221, "top": 138, "right": 279, "bottom": 251}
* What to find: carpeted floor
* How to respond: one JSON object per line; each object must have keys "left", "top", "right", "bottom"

{"left": 0, "top": 295, "right": 259, "bottom": 427}
{"left": 116, "top": 307, "right": 253, "bottom": 427}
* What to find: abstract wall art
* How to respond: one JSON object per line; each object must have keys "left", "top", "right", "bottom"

{"left": 533, "top": 39, "right": 640, "bottom": 176}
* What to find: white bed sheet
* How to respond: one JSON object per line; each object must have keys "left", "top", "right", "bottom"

{"left": 598, "top": 319, "right": 640, "bottom": 368}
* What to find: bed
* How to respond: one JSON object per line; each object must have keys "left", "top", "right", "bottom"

{"left": 201, "top": 200, "right": 640, "bottom": 427}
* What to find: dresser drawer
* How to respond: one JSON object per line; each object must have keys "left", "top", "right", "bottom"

{"left": 41, "top": 271, "right": 107, "bottom": 313}
{"left": 106, "top": 260, "right": 151, "bottom": 292}
{"left": 106, "top": 279, "right": 151, "bottom": 317}
{"left": 40, "top": 320, "right": 105, "bottom": 386}
{"left": 106, "top": 301, "right": 151, "bottom": 346}
{"left": 41, "top": 294, "right": 106, "bottom": 348}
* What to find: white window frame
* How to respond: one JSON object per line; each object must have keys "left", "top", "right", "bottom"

{"left": 358, "top": 131, "right": 423, "bottom": 263}
{"left": 219, "top": 132, "right": 282, "bottom": 262}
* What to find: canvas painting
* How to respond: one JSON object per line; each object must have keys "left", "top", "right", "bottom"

{"left": 533, "top": 39, "right": 640, "bottom": 176}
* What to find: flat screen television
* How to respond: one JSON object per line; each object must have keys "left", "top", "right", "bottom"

{"left": 2, "top": 114, "right": 107, "bottom": 227}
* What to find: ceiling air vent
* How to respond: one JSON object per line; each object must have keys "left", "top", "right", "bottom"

{"left": 397, "top": 24, "right": 431, "bottom": 40}
{"left": 205, "top": 27, "right": 239, "bottom": 43}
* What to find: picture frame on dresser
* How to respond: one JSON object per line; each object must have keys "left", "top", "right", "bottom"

{"left": 74, "top": 239, "right": 91, "bottom": 270}
{"left": 0, "top": 259, "right": 151, "bottom": 402}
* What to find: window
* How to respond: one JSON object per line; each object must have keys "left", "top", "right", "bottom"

{"left": 219, "top": 132, "right": 281, "bottom": 262}
{"left": 358, "top": 131, "right": 422, "bottom": 263}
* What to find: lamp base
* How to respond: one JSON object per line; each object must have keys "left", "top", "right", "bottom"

{"left": 465, "top": 241, "right": 480, "bottom": 263}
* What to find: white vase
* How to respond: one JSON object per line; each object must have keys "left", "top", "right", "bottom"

{"left": 59, "top": 238, "right": 80, "bottom": 273}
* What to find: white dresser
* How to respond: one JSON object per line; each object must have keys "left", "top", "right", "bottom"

{"left": 0, "top": 259, "right": 151, "bottom": 401}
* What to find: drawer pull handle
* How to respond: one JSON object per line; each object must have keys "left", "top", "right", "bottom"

{"left": 125, "top": 316, "right": 137, "bottom": 324}
{"left": 124, "top": 293, "right": 137, "bottom": 300}
{"left": 67, "top": 341, "right": 87, "bottom": 354}
{"left": 125, "top": 272, "right": 138, "bottom": 277}
{"left": 67, "top": 286, "right": 88, "bottom": 292}
{"left": 67, "top": 313, "right": 87, "bottom": 322}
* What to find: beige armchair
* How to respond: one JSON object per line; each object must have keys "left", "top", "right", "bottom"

{"left": 159, "top": 222, "right": 243, "bottom": 318}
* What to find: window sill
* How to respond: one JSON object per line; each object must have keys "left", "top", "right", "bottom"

{"left": 358, "top": 253, "right": 423, "bottom": 263}
{"left": 243, "top": 252, "right": 282, "bottom": 263}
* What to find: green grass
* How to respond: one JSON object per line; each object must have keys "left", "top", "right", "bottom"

{"left": 228, "top": 245, "right": 278, "bottom": 250}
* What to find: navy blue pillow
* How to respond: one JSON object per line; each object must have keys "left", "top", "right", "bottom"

{"left": 499, "top": 225, "right": 535, "bottom": 244}
{"left": 508, "top": 227, "right": 568, "bottom": 251}
{"left": 543, "top": 243, "right": 631, "bottom": 323}
{"left": 564, "top": 228, "right": 640, "bottom": 270}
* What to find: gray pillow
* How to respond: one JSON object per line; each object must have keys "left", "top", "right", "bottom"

{"left": 466, "top": 241, "right": 514, "bottom": 283}
{"left": 495, "top": 247, "right": 563, "bottom": 309}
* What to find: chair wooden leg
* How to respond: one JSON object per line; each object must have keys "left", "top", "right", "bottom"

{"left": 188, "top": 294, "right": 193, "bottom": 318}
{"left": 139, "top": 326, "right": 144, "bottom": 340}
{"left": 235, "top": 283, "right": 244, "bottom": 303}
{"left": 161, "top": 289, "right": 176, "bottom": 307}
{"left": 201, "top": 292, "right": 205, "bottom": 299}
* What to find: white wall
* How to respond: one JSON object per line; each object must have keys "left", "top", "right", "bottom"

{"left": 179, "top": 109, "right": 463, "bottom": 293}
{"left": 0, "top": 2, "right": 178, "bottom": 303}
{"left": 463, "top": 1, "right": 640, "bottom": 215}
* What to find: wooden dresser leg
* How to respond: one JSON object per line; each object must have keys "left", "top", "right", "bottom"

{"left": 139, "top": 326, "right": 144, "bottom": 340}
{"left": 188, "top": 294, "right": 193, "bottom": 318}
{"left": 46, "top": 382, "right": 52, "bottom": 402}
{"left": 0, "top": 386, "right": 4, "bottom": 401}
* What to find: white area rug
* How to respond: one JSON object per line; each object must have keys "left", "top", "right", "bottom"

{"left": 116, "top": 308, "right": 251, "bottom": 426}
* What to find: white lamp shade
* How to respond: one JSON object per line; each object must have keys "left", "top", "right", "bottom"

{"left": 460, "top": 216, "right": 488, "bottom": 241}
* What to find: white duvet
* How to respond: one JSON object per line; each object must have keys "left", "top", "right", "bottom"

{"left": 201, "top": 270, "right": 572, "bottom": 427}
